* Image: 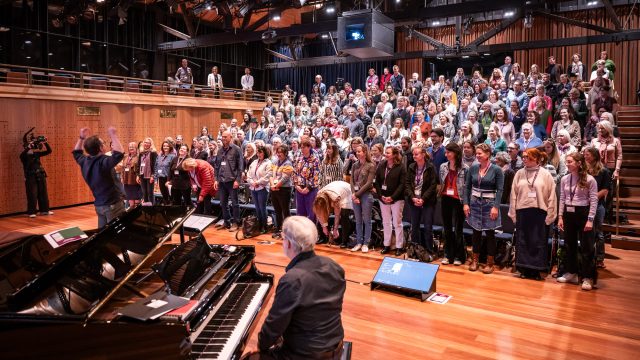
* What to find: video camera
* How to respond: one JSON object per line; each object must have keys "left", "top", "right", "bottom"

{"left": 23, "top": 127, "right": 47, "bottom": 150}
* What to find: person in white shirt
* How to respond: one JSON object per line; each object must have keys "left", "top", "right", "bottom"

{"left": 207, "top": 66, "right": 223, "bottom": 98}
{"left": 241, "top": 67, "right": 254, "bottom": 96}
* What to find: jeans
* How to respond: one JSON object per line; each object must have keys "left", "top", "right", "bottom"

{"left": 218, "top": 181, "right": 240, "bottom": 226}
{"left": 380, "top": 200, "right": 404, "bottom": 248}
{"left": 295, "top": 188, "right": 318, "bottom": 222}
{"left": 408, "top": 200, "right": 435, "bottom": 252}
{"left": 95, "top": 201, "right": 126, "bottom": 229}
{"left": 140, "top": 178, "right": 154, "bottom": 204}
{"left": 353, "top": 193, "right": 374, "bottom": 245}
{"left": 251, "top": 188, "right": 269, "bottom": 226}
{"left": 594, "top": 203, "right": 606, "bottom": 262}
{"left": 563, "top": 206, "right": 596, "bottom": 279}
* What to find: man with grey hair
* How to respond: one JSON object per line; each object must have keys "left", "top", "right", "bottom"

{"left": 247, "top": 216, "right": 346, "bottom": 359}
{"left": 212, "top": 130, "right": 243, "bottom": 231}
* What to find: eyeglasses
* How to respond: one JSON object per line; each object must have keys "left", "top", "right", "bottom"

{"left": 507, "top": 147, "right": 517, "bottom": 150}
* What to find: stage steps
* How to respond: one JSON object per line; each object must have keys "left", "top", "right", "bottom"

{"left": 611, "top": 106, "right": 640, "bottom": 249}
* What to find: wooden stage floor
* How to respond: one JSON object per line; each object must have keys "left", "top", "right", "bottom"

{"left": 1, "top": 205, "right": 639, "bottom": 360}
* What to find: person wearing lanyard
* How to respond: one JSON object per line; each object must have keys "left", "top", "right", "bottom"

{"left": 439, "top": 143, "right": 469, "bottom": 266}
{"left": 464, "top": 143, "right": 504, "bottom": 274}
{"left": 405, "top": 146, "right": 438, "bottom": 255}
{"left": 247, "top": 145, "right": 272, "bottom": 234}
{"left": 375, "top": 146, "right": 407, "bottom": 255}
{"left": 294, "top": 138, "right": 320, "bottom": 222}
{"left": 583, "top": 146, "right": 610, "bottom": 269}
{"left": 182, "top": 158, "right": 216, "bottom": 215}
{"left": 167, "top": 144, "right": 192, "bottom": 206}
{"left": 154, "top": 141, "right": 175, "bottom": 205}
{"left": 213, "top": 131, "right": 243, "bottom": 231}
{"left": 349, "top": 144, "right": 376, "bottom": 252}
{"left": 508, "top": 148, "right": 557, "bottom": 280}
{"left": 118, "top": 141, "right": 142, "bottom": 209}
{"left": 270, "top": 145, "right": 294, "bottom": 239}
{"left": 137, "top": 137, "right": 158, "bottom": 205}
{"left": 557, "top": 152, "right": 599, "bottom": 291}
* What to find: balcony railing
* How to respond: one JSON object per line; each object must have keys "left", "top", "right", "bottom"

{"left": 0, "top": 63, "right": 280, "bottom": 104}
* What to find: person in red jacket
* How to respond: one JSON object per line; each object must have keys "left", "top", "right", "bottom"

{"left": 182, "top": 158, "right": 215, "bottom": 214}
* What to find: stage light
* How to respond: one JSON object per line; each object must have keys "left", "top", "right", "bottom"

{"left": 321, "top": 33, "right": 329, "bottom": 39}
{"left": 432, "top": 21, "right": 440, "bottom": 26}
{"left": 97, "top": 0, "right": 104, "bottom": 2}
{"left": 24, "top": 40, "right": 32, "bottom": 44}
{"left": 272, "top": 10, "right": 281, "bottom": 21}
{"left": 504, "top": 11, "right": 515, "bottom": 17}
{"left": 326, "top": 5, "right": 335, "bottom": 14}
{"left": 462, "top": 55, "right": 469, "bottom": 59}
{"left": 587, "top": 1, "right": 598, "bottom": 6}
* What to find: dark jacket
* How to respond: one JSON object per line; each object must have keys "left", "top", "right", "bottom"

{"left": 212, "top": 143, "right": 243, "bottom": 183}
{"left": 137, "top": 151, "right": 158, "bottom": 178}
{"left": 404, "top": 161, "right": 438, "bottom": 206}
{"left": 168, "top": 156, "right": 191, "bottom": 190}
{"left": 20, "top": 143, "right": 52, "bottom": 177}
{"left": 374, "top": 159, "right": 406, "bottom": 202}
{"left": 258, "top": 251, "right": 345, "bottom": 356}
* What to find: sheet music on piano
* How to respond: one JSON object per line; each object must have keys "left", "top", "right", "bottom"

{"left": 183, "top": 214, "right": 217, "bottom": 233}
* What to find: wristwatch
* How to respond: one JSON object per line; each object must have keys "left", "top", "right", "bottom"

{"left": 587, "top": 216, "right": 594, "bottom": 222}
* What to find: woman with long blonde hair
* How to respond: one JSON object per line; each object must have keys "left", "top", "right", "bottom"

{"left": 137, "top": 137, "right": 158, "bottom": 205}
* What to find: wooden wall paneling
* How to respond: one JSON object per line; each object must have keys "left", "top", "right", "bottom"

{"left": 0, "top": 94, "right": 265, "bottom": 216}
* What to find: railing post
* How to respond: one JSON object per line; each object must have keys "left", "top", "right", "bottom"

{"left": 616, "top": 177, "right": 620, "bottom": 236}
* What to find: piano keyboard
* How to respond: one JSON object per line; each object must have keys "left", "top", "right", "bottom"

{"left": 190, "top": 282, "right": 270, "bottom": 360}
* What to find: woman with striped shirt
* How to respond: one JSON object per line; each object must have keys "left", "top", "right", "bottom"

{"left": 319, "top": 142, "right": 344, "bottom": 188}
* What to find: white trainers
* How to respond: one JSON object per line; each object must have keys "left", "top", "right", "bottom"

{"left": 453, "top": 260, "right": 462, "bottom": 266}
{"left": 557, "top": 273, "right": 577, "bottom": 283}
{"left": 28, "top": 214, "right": 36, "bottom": 218}
{"left": 441, "top": 258, "right": 449, "bottom": 265}
{"left": 361, "top": 245, "right": 369, "bottom": 253}
{"left": 350, "top": 244, "right": 362, "bottom": 252}
{"left": 581, "top": 278, "right": 593, "bottom": 291}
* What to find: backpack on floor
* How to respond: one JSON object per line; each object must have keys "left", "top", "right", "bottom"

{"left": 406, "top": 242, "right": 433, "bottom": 263}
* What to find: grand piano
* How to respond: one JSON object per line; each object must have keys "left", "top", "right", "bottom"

{"left": 0, "top": 205, "right": 273, "bottom": 359}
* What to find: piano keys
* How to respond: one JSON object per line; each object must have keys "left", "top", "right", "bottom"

{"left": 0, "top": 205, "right": 273, "bottom": 360}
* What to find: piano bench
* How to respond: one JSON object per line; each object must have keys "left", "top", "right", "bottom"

{"left": 341, "top": 341, "right": 353, "bottom": 360}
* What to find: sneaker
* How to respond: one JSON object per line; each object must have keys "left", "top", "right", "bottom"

{"left": 441, "top": 258, "right": 450, "bottom": 265}
{"left": 557, "top": 273, "right": 577, "bottom": 283}
{"left": 339, "top": 243, "right": 348, "bottom": 249}
{"left": 581, "top": 278, "right": 593, "bottom": 291}
{"left": 28, "top": 214, "right": 36, "bottom": 218}
{"left": 228, "top": 224, "right": 239, "bottom": 232}
{"left": 361, "top": 245, "right": 369, "bottom": 253}
{"left": 350, "top": 244, "right": 362, "bottom": 252}
{"left": 40, "top": 211, "right": 54, "bottom": 215}
{"left": 453, "top": 259, "right": 462, "bottom": 266}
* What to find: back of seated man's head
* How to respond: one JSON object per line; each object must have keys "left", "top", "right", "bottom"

{"left": 282, "top": 216, "right": 317, "bottom": 258}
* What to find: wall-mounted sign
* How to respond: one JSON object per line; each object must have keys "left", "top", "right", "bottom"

{"left": 221, "top": 112, "right": 233, "bottom": 120}
{"left": 77, "top": 106, "right": 101, "bottom": 116}
{"left": 160, "top": 109, "right": 177, "bottom": 118}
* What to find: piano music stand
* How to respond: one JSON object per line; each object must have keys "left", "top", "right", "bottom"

{"left": 180, "top": 214, "right": 217, "bottom": 243}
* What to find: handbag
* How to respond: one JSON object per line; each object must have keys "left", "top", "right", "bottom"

{"left": 236, "top": 215, "right": 261, "bottom": 240}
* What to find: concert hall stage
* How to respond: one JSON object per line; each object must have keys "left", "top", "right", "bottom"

{"left": 1, "top": 205, "right": 639, "bottom": 360}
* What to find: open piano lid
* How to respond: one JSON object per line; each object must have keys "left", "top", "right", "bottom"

{"left": 0, "top": 205, "right": 195, "bottom": 320}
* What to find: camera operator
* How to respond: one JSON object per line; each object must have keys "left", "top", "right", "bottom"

{"left": 20, "top": 133, "right": 53, "bottom": 218}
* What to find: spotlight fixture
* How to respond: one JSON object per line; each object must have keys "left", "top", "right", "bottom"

{"left": 504, "top": 11, "right": 515, "bottom": 17}
{"left": 461, "top": 55, "right": 470, "bottom": 59}
{"left": 0, "top": 26, "right": 10, "bottom": 32}
{"left": 321, "top": 33, "right": 329, "bottom": 39}
{"left": 432, "top": 21, "right": 440, "bottom": 26}
{"left": 24, "top": 40, "right": 32, "bottom": 44}
{"left": 325, "top": 5, "right": 335, "bottom": 14}
{"left": 587, "top": 1, "right": 598, "bottom": 6}
{"left": 97, "top": 0, "right": 104, "bottom": 2}
{"left": 272, "top": 10, "right": 281, "bottom": 21}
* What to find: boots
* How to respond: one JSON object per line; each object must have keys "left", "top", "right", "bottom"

{"left": 469, "top": 253, "right": 480, "bottom": 272}
{"left": 483, "top": 256, "right": 495, "bottom": 274}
